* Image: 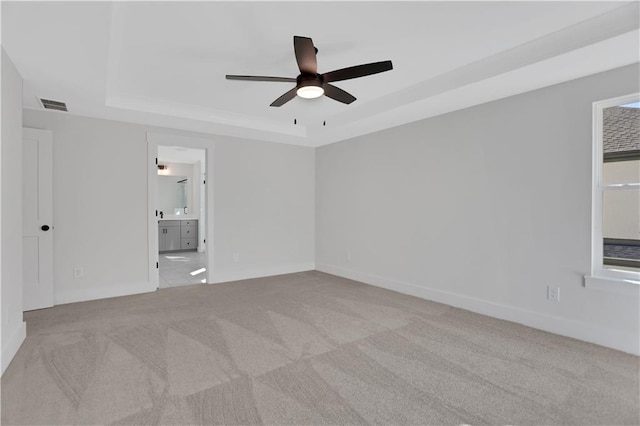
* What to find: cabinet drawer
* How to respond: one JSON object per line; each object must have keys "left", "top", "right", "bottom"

{"left": 181, "top": 225, "right": 197, "bottom": 238}
{"left": 158, "top": 220, "right": 180, "bottom": 227}
{"left": 182, "top": 220, "right": 197, "bottom": 227}
{"left": 181, "top": 237, "right": 197, "bottom": 250}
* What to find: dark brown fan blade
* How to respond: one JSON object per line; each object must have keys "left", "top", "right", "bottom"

{"left": 323, "top": 60, "right": 393, "bottom": 83}
{"left": 226, "top": 75, "right": 296, "bottom": 83}
{"left": 323, "top": 84, "right": 356, "bottom": 104}
{"left": 294, "top": 36, "right": 317, "bottom": 74}
{"left": 270, "top": 87, "right": 298, "bottom": 107}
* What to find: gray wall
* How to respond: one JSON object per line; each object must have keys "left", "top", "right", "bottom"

{"left": 15, "top": 62, "right": 639, "bottom": 357}
{"left": 22, "top": 110, "right": 315, "bottom": 303}
{"left": 316, "top": 64, "right": 640, "bottom": 354}
{"left": 213, "top": 138, "right": 315, "bottom": 282}
{"left": 1, "top": 48, "right": 26, "bottom": 374}
{"left": 23, "top": 112, "right": 149, "bottom": 303}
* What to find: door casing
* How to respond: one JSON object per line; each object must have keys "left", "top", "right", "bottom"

{"left": 147, "top": 132, "right": 215, "bottom": 287}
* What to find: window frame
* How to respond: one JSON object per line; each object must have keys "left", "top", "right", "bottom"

{"left": 590, "top": 93, "right": 640, "bottom": 283}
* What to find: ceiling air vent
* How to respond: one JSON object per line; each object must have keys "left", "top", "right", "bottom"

{"left": 39, "top": 98, "right": 68, "bottom": 112}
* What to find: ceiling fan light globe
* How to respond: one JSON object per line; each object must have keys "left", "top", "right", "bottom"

{"left": 297, "top": 85, "right": 324, "bottom": 99}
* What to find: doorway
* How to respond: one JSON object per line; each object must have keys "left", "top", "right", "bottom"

{"left": 147, "top": 131, "right": 214, "bottom": 289}
{"left": 156, "top": 146, "right": 206, "bottom": 287}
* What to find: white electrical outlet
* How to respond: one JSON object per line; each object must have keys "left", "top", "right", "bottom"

{"left": 73, "top": 267, "right": 83, "bottom": 279}
{"left": 547, "top": 286, "right": 560, "bottom": 302}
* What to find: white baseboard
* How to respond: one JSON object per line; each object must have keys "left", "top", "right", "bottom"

{"left": 54, "top": 261, "right": 315, "bottom": 304}
{"left": 316, "top": 263, "right": 639, "bottom": 356}
{"left": 212, "top": 262, "right": 315, "bottom": 284}
{"left": 2, "top": 321, "right": 26, "bottom": 376}
{"left": 54, "top": 281, "right": 157, "bottom": 305}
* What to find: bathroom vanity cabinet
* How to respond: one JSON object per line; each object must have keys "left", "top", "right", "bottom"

{"left": 159, "top": 219, "right": 198, "bottom": 253}
{"left": 180, "top": 220, "right": 198, "bottom": 251}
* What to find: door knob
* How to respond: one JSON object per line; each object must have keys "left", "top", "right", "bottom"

{"left": 41, "top": 225, "right": 50, "bottom": 231}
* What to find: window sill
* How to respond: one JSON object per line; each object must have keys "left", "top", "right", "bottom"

{"left": 584, "top": 275, "right": 640, "bottom": 296}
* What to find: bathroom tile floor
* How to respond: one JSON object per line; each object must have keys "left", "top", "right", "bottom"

{"left": 158, "top": 251, "right": 207, "bottom": 288}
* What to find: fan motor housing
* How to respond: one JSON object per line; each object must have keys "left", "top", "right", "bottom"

{"left": 297, "top": 73, "right": 324, "bottom": 89}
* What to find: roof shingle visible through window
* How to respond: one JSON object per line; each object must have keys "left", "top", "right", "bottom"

{"left": 603, "top": 106, "right": 639, "bottom": 154}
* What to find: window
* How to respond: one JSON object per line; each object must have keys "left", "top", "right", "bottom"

{"left": 591, "top": 94, "right": 640, "bottom": 283}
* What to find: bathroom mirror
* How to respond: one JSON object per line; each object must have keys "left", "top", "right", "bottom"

{"left": 158, "top": 176, "right": 191, "bottom": 216}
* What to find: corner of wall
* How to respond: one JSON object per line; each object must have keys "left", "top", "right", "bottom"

{"left": 1, "top": 47, "right": 27, "bottom": 376}
{"left": 1, "top": 321, "right": 26, "bottom": 375}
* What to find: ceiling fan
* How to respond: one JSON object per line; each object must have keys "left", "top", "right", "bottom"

{"left": 226, "top": 36, "right": 393, "bottom": 107}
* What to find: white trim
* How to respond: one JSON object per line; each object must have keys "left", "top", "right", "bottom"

{"left": 54, "top": 281, "right": 156, "bottom": 305}
{"left": 146, "top": 132, "right": 215, "bottom": 287}
{"left": 602, "top": 183, "right": 640, "bottom": 191}
{"left": 1, "top": 321, "right": 26, "bottom": 376}
{"left": 316, "top": 263, "right": 640, "bottom": 356}
{"left": 212, "top": 262, "right": 315, "bottom": 285}
{"left": 147, "top": 140, "right": 159, "bottom": 289}
{"left": 584, "top": 275, "right": 639, "bottom": 296}
{"left": 591, "top": 93, "right": 640, "bottom": 282}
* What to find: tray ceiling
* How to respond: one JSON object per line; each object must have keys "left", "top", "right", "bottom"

{"left": 3, "top": 1, "right": 638, "bottom": 146}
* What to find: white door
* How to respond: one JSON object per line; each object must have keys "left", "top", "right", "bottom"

{"left": 22, "top": 128, "right": 54, "bottom": 311}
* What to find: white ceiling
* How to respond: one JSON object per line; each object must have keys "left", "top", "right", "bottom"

{"left": 3, "top": 1, "right": 639, "bottom": 147}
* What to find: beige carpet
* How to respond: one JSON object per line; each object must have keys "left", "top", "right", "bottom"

{"left": 2, "top": 271, "right": 638, "bottom": 425}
